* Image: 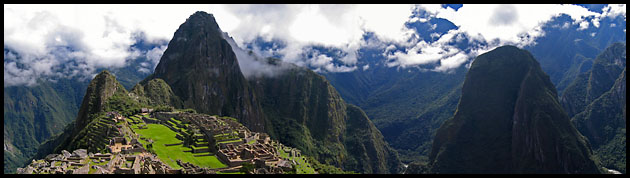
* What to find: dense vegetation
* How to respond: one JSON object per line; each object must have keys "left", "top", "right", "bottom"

{"left": 305, "top": 156, "right": 356, "bottom": 174}
{"left": 131, "top": 78, "right": 183, "bottom": 108}
{"left": 252, "top": 63, "right": 404, "bottom": 173}
{"left": 561, "top": 43, "right": 626, "bottom": 173}
{"left": 3, "top": 79, "right": 86, "bottom": 173}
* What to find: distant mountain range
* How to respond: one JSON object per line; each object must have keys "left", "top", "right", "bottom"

{"left": 4, "top": 9, "right": 625, "bottom": 174}
{"left": 322, "top": 13, "right": 626, "bottom": 166}
{"left": 560, "top": 43, "right": 626, "bottom": 173}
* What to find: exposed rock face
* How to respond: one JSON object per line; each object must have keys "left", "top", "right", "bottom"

{"left": 429, "top": 46, "right": 601, "bottom": 173}
{"left": 150, "top": 11, "right": 265, "bottom": 132}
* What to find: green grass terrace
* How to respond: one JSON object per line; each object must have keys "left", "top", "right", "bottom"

{"left": 134, "top": 123, "right": 226, "bottom": 170}
{"left": 277, "top": 146, "right": 316, "bottom": 174}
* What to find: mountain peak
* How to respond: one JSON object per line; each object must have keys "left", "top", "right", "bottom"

{"left": 185, "top": 11, "right": 220, "bottom": 30}
{"left": 470, "top": 45, "right": 538, "bottom": 72}
{"left": 151, "top": 11, "right": 265, "bottom": 132}
{"left": 93, "top": 70, "right": 114, "bottom": 80}
{"left": 74, "top": 70, "right": 125, "bottom": 130}
{"left": 429, "top": 46, "right": 601, "bottom": 173}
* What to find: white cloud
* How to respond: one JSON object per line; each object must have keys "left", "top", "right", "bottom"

{"left": 601, "top": 4, "right": 626, "bottom": 19}
{"left": 324, "top": 63, "right": 357, "bottom": 73}
{"left": 214, "top": 4, "right": 414, "bottom": 73}
{"left": 590, "top": 4, "right": 626, "bottom": 30}
{"left": 381, "top": 4, "right": 617, "bottom": 72}
{"left": 145, "top": 45, "right": 168, "bottom": 70}
{"left": 4, "top": 4, "right": 213, "bottom": 87}
{"left": 429, "top": 4, "right": 599, "bottom": 46}
{"left": 385, "top": 29, "right": 469, "bottom": 71}
{"left": 311, "top": 54, "right": 333, "bottom": 68}
{"left": 4, "top": 4, "right": 626, "bottom": 87}
{"left": 433, "top": 52, "right": 469, "bottom": 72}
{"left": 222, "top": 32, "right": 291, "bottom": 78}
{"left": 387, "top": 41, "right": 458, "bottom": 67}
{"left": 578, "top": 20, "right": 590, "bottom": 30}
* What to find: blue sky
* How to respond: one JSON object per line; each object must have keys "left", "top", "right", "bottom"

{"left": 4, "top": 4, "right": 626, "bottom": 86}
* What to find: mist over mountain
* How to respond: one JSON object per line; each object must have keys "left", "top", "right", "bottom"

{"left": 4, "top": 4, "right": 626, "bottom": 174}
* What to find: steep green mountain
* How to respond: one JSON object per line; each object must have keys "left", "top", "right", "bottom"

{"left": 561, "top": 43, "right": 626, "bottom": 117}
{"left": 148, "top": 11, "right": 265, "bottom": 132}
{"left": 343, "top": 104, "right": 403, "bottom": 174}
{"left": 3, "top": 56, "right": 153, "bottom": 173}
{"left": 250, "top": 63, "right": 403, "bottom": 173}
{"left": 4, "top": 79, "right": 87, "bottom": 173}
{"left": 130, "top": 78, "right": 184, "bottom": 108}
{"left": 560, "top": 43, "right": 626, "bottom": 173}
{"left": 32, "top": 70, "right": 142, "bottom": 159}
{"left": 428, "top": 46, "right": 601, "bottom": 173}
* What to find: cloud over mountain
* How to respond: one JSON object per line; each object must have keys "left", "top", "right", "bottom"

{"left": 4, "top": 4, "right": 626, "bottom": 87}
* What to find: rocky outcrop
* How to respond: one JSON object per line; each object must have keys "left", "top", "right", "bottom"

{"left": 150, "top": 11, "right": 265, "bottom": 132}
{"left": 429, "top": 46, "right": 601, "bottom": 173}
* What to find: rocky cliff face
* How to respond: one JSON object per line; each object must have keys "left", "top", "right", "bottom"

{"left": 429, "top": 46, "right": 601, "bottom": 173}
{"left": 150, "top": 11, "right": 265, "bottom": 132}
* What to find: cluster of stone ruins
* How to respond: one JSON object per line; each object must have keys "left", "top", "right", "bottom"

{"left": 18, "top": 110, "right": 314, "bottom": 174}
{"left": 16, "top": 149, "right": 172, "bottom": 174}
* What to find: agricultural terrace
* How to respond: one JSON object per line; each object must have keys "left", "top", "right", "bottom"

{"left": 277, "top": 146, "right": 316, "bottom": 174}
{"left": 128, "top": 114, "right": 226, "bottom": 170}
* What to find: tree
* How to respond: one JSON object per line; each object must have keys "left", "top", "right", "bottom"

{"left": 240, "top": 162, "right": 254, "bottom": 174}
